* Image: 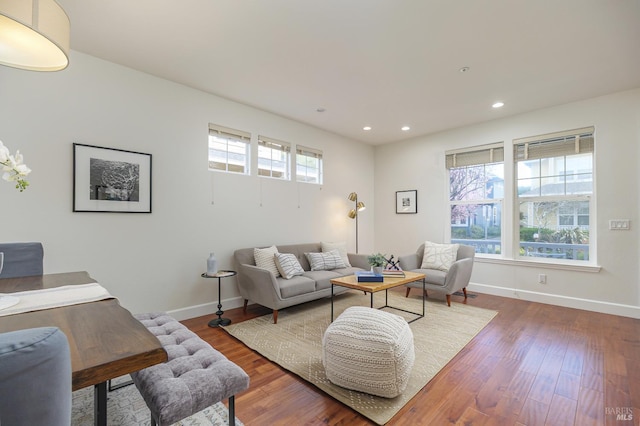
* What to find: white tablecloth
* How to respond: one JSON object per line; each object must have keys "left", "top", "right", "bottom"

{"left": 0, "top": 283, "right": 114, "bottom": 317}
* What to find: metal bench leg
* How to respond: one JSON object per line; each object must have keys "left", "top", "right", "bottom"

{"left": 229, "top": 395, "right": 236, "bottom": 426}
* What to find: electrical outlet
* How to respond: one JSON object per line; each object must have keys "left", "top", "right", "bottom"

{"left": 538, "top": 274, "right": 547, "bottom": 284}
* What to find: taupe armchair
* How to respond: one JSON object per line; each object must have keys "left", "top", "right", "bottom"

{"left": 399, "top": 243, "right": 475, "bottom": 306}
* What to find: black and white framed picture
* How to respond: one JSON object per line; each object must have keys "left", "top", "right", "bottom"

{"left": 396, "top": 190, "right": 417, "bottom": 214}
{"left": 73, "top": 143, "right": 152, "bottom": 213}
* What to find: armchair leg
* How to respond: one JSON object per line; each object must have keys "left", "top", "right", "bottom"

{"left": 446, "top": 294, "right": 451, "bottom": 307}
{"left": 273, "top": 310, "right": 278, "bottom": 324}
{"left": 243, "top": 299, "right": 248, "bottom": 313}
{"left": 462, "top": 287, "right": 467, "bottom": 299}
{"left": 405, "top": 288, "right": 411, "bottom": 298}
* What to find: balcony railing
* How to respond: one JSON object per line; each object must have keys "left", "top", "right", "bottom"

{"left": 451, "top": 239, "right": 589, "bottom": 261}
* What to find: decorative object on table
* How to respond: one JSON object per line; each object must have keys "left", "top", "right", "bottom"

{"left": 355, "top": 270, "right": 383, "bottom": 283}
{"left": 73, "top": 143, "right": 152, "bottom": 213}
{"left": 384, "top": 255, "right": 402, "bottom": 271}
{"left": 367, "top": 252, "right": 387, "bottom": 275}
{"left": 396, "top": 189, "right": 417, "bottom": 214}
{"left": 207, "top": 252, "right": 218, "bottom": 275}
{"left": 0, "top": 0, "right": 70, "bottom": 72}
{"left": 347, "top": 192, "right": 366, "bottom": 253}
{"left": 201, "top": 270, "right": 237, "bottom": 327}
{"left": 0, "top": 140, "right": 31, "bottom": 192}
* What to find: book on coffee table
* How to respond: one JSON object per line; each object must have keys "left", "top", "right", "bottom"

{"left": 355, "top": 271, "right": 384, "bottom": 282}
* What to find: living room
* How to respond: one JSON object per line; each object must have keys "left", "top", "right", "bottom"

{"left": 0, "top": 1, "right": 639, "bottom": 424}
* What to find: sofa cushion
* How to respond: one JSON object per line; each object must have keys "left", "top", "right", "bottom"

{"left": 302, "top": 270, "right": 341, "bottom": 291}
{"left": 321, "top": 241, "right": 351, "bottom": 267}
{"left": 306, "top": 250, "right": 346, "bottom": 271}
{"left": 421, "top": 241, "right": 459, "bottom": 271}
{"left": 274, "top": 253, "right": 305, "bottom": 279}
{"left": 278, "top": 275, "right": 316, "bottom": 298}
{"left": 413, "top": 268, "right": 447, "bottom": 286}
{"left": 254, "top": 245, "right": 281, "bottom": 277}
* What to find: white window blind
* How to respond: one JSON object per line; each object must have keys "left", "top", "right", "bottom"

{"left": 296, "top": 145, "right": 323, "bottom": 184}
{"left": 208, "top": 123, "right": 251, "bottom": 174}
{"left": 446, "top": 143, "right": 504, "bottom": 169}
{"left": 258, "top": 135, "right": 291, "bottom": 179}
{"left": 514, "top": 127, "right": 594, "bottom": 161}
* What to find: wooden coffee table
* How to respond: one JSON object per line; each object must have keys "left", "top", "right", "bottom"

{"left": 330, "top": 271, "right": 426, "bottom": 323}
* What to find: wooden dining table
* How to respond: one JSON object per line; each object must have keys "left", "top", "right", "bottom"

{"left": 0, "top": 271, "right": 167, "bottom": 426}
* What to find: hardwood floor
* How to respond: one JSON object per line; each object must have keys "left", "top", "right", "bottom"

{"left": 181, "top": 289, "right": 640, "bottom": 426}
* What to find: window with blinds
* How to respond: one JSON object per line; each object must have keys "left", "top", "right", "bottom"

{"left": 208, "top": 124, "right": 251, "bottom": 175}
{"left": 515, "top": 127, "right": 594, "bottom": 262}
{"left": 446, "top": 143, "right": 504, "bottom": 255}
{"left": 257, "top": 136, "right": 291, "bottom": 180}
{"left": 296, "top": 145, "right": 323, "bottom": 184}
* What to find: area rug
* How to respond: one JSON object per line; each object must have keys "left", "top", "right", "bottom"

{"left": 223, "top": 291, "right": 497, "bottom": 425}
{"left": 71, "top": 376, "right": 243, "bottom": 426}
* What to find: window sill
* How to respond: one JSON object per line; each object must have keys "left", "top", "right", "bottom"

{"left": 475, "top": 256, "right": 601, "bottom": 273}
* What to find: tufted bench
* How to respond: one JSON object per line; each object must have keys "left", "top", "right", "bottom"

{"left": 322, "top": 306, "right": 415, "bottom": 398}
{"left": 131, "top": 313, "right": 250, "bottom": 426}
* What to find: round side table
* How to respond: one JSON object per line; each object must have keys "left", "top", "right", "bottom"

{"left": 201, "top": 270, "right": 237, "bottom": 327}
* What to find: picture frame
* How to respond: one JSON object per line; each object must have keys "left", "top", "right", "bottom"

{"left": 73, "top": 143, "right": 152, "bottom": 213}
{"left": 396, "top": 190, "right": 417, "bottom": 214}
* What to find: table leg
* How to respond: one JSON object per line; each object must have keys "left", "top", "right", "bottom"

{"left": 370, "top": 291, "right": 373, "bottom": 308}
{"left": 209, "top": 277, "right": 231, "bottom": 327}
{"left": 331, "top": 284, "right": 334, "bottom": 321}
{"left": 94, "top": 381, "right": 107, "bottom": 426}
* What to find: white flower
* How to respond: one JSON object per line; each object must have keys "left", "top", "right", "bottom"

{"left": 0, "top": 140, "right": 31, "bottom": 192}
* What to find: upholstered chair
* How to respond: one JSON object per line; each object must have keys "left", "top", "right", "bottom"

{"left": 0, "top": 242, "right": 44, "bottom": 278}
{"left": 399, "top": 243, "right": 475, "bottom": 306}
{"left": 0, "top": 327, "right": 72, "bottom": 426}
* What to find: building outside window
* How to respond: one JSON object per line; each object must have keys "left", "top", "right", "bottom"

{"left": 257, "top": 136, "right": 290, "bottom": 180}
{"left": 208, "top": 124, "right": 251, "bottom": 175}
{"left": 447, "top": 144, "right": 504, "bottom": 255}
{"left": 296, "top": 146, "right": 323, "bottom": 184}
{"left": 515, "top": 127, "right": 594, "bottom": 262}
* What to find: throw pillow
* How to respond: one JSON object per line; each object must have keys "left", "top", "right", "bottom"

{"left": 254, "top": 245, "right": 281, "bottom": 277}
{"left": 420, "top": 241, "right": 459, "bottom": 271}
{"left": 305, "top": 250, "right": 347, "bottom": 271}
{"left": 274, "top": 253, "right": 305, "bottom": 279}
{"left": 321, "top": 241, "right": 351, "bottom": 267}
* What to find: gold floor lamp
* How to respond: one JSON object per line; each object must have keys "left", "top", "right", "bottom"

{"left": 348, "top": 192, "right": 366, "bottom": 253}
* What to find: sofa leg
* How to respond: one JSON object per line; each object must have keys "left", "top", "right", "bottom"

{"left": 446, "top": 294, "right": 451, "bottom": 307}
{"left": 273, "top": 310, "right": 278, "bottom": 324}
{"left": 462, "top": 287, "right": 467, "bottom": 299}
{"left": 243, "top": 299, "right": 248, "bottom": 313}
{"left": 405, "top": 288, "right": 411, "bottom": 298}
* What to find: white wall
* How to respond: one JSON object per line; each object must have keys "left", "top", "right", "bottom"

{"left": 0, "top": 51, "right": 375, "bottom": 318}
{"left": 374, "top": 88, "right": 640, "bottom": 318}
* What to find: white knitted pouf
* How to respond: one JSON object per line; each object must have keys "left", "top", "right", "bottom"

{"left": 322, "top": 306, "right": 415, "bottom": 398}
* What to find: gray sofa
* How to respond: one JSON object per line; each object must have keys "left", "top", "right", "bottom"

{"left": 234, "top": 243, "right": 370, "bottom": 323}
{"left": 399, "top": 243, "right": 475, "bottom": 306}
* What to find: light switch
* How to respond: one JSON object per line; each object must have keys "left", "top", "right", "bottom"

{"left": 609, "top": 219, "right": 630, "bottom": 230}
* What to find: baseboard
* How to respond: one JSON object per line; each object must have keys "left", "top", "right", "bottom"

{"left": 468, "top": 282, "right": 640, "bottom": 319}
{"left": 167, "top": 296, "right": 246, "bottom": 321}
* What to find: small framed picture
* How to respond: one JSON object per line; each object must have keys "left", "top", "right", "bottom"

{"left": 396, "top": 190, "right": 417, "bottom": 214}
{"left": 73, "top": 143, "right": 152, "bottom": 213}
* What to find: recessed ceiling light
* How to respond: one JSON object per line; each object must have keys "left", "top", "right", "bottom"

{"left": 363, "top": 126, "right": 372, "bottom": 131}
{"left": 459, "top": 66, "right": 470, "bottom": 73}
{"left": 316, "top": 107, "right": 326, "bottom": 112}
{"left": 492, "top": 102, "right": 504, "bottom": 108}
{"left": 401, "top": 126, "right": 410, "bottom": 131}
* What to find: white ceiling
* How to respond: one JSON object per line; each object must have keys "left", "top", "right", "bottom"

{"left": 58, "top": 0, "right": 640, "bottom": 145}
